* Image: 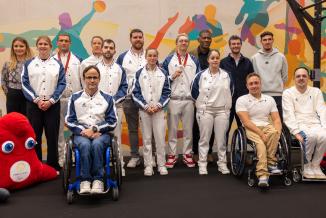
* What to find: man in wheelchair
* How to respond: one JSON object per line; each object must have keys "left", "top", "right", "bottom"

{"left": 65, "top": 65, "right": 117, "bottom": 194}
{"left": 283, "top": 67, "right": 326, "bottom": 179}
{"left": 236, "top": 73, "right": 282, "bottom": 187}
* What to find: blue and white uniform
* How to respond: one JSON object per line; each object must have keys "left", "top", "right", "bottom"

{"left": 191, "top": 68, "right": 233, "bottom": 169}
{"left": 162, "top": 52, "right": 199, "bottom": 156}
{"left": 65, "top": 90, "right": 117, "bottom": 181}
{"left": 22, "top": 56, "right": 66, "bottom": 169}
{"left": 97, "top": 60, "right": 128, "bottom": 168}
{"left": 132, "top": 66, "right": 170, "bottom": 169}
{"left": 54, "top": 52, "right": 83, "bottom": 167}
{"left": 117, "top": 49, "right": 146, "bottom": 158}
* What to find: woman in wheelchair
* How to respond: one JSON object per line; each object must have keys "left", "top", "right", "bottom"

{"left": 191, "top": 49, "right": 233, "bottom": 175}
{"left": 283, "top": 67, "right": 326, "bottom": 179}
{"left": 235, "top": 73, "right": 282, "bottom": 187}
{"left": 65, "top": 65, "right": 117, "bottom": 194}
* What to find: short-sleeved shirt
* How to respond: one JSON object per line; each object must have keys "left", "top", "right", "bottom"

{"left": 236, "top": 93, "right": 278, "bottom": 126}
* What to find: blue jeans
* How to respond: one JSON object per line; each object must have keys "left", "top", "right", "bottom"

{"left": 74, "top": 134, "right": 110, "bottom": 181}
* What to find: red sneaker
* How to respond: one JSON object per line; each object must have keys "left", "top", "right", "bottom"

{"left": 183, "top": 154, "right": 195, "bottom": 168}
{"left": 165, "top": 155, "right": 177, "bottom": 168}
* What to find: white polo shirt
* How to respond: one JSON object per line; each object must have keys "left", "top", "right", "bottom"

{"left": 236, "top": 93, "right": 278, "bottom": 126}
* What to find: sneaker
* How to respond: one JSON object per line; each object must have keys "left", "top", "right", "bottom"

{"left": 268, "top": 165, "right": 282, "bottom": 174}
{"left": 218, "top": 163, "right": 230, "bottom": 174}
{"left": 152, "top": 155, "right": 157, "bottom": 168}
{"left": 91, "top": 180, "right": 104, "bottom": 194}
{"left": 144, "top": 166, "right": 154, "bottom": 176}
{"left": 121, "top": 167, "right": 126, "bottom": 177}
{"left": 258, "top": 176, "right": 269, "bottom": 187}
{"left": 127, "top": 157, "right": 141, "bottom": 168}
{"left": 79, "top": 181, "right": 91, "bottom": 194}
{"left": 158, "top": 166, "right": 168, "bottom": 175}
{"left": 165, "top": 155, "right": 177, "bottom": 168}
{"left": 207, "top": 154, "right": 214, "bottom": 163}
{"left": 312, "top": 166, "right": 326, "bottom": 179}
{"left": 199, "top": 166, "right": 208, "bottom": 175}
{"left": 183, "top": 154, "right": 196, "bottom": 168}
{"left": 193, "top": 154, "right": 199, "bottom": 163}
{"left": 303, "top": 164, "right": 315, "bottom": 179}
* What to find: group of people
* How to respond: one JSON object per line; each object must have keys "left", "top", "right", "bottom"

{"left": 1, "top": 28, "right": 326, "bottom": 192}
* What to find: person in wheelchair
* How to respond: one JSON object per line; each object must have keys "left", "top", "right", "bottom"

{"left": 282, "top": 67, "right": 326, "bottom": 179}
{"left": 236, "top": 73, "right": 282, "bottom": 187}
{"left": 65, "top": 65, "right": 117, "bottom": 194}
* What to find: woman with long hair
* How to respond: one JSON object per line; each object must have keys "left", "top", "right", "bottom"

{"left": 1, "top": 37, "right": 33, "bottom": 114}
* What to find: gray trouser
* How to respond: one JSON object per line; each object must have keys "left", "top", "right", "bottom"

{"left": 58, "top": 97, "right": 69, "bottom": 167}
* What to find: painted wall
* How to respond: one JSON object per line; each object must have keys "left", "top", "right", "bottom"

{"left": 0, "top": 0, "right": 325, "bottom": 150}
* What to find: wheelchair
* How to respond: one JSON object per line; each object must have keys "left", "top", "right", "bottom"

{"left": 230, "top": 126, "right": 292, "bottom": 187}
{"left": 62, "top": 132, "right": 122, "bottom": 204}
{"left": 282, "top": 125, "right": 326, "bottom": 183}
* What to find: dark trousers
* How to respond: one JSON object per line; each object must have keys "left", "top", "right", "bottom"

{"left": 26, "top": 101, "right": 60, "bottom": 169}
{"left": 226, "top": 101, "right": 242, "bottom": 146}
{"left": 272, "top": 96, "right": 283, "bottom": 122}
{"left": 192, "top": 108, "right": 214, "bottom": 154}
{"left": 6, "top": 88, "right": 26, "bottom": 115}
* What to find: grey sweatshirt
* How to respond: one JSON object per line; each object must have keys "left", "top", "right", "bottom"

{"left": 251, "top": 48, "right": 288, "bottom": 96}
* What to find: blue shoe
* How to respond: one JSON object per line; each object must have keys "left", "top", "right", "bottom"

{"left": 268, "top": 165, "right": 282, "bottom": 174}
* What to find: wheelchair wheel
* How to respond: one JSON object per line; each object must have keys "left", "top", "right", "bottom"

{"left": 110, "top": 137, "right": 122, "bottom": 188}
{"left": 292, "top": 168, "right": 301, "bottom": 183}
{"left": 112, "top": 187, "right": 119, "bottom": 201}
{"left": 230, "top": 127, "right": 247, "bottom": 177}
{"left": 67, "top": 191, "right": 74, "bottom": 204}
{"left": 62, "top": 138, "right": 73, "bottom": 193}
{"left": 277, "top": 130, "right": 291, "bottom": 173}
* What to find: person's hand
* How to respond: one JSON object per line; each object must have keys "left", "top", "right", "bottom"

{"left": 172, "top": 70, "right": 182, "bottom": 80}
{"left": 37, "top": 100, "right": 44, "bottom": 110}
{"left": 260, "top": 133, "right": 268, "bottom": 143}
{"left": 146, "top": 106, "right": 154, "bottom": 114}
{"left": 295, "top": 133, "right": 304, "bottom": 144}
{"left": 91, "top": 132, "right": 102, "bottom": 139}
{"left": 152, "top": 105, "right": 161, "bottom": 113}
{"left": 42, "top": 101, "right": 52, "bottom": 111}
{"left": 81, "top": 129, "right": 94, "bottom": 138}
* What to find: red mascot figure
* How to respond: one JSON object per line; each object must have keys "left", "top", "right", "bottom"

{"left": 0, "top": 112, "right": 57, "bottom": 190}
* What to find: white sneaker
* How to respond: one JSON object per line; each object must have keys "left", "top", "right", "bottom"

{"left": 79, "top": 181, "right": 91, "bottom": 194}
{"left": 158, "top": 166, "right": 168, "bottom": 175}
{"left": 91, "top": 180, "right": 104, "bottom": 194}
{"left": 268, "top": 165, "right": 282, "bottom": 174}
{"left": 258, "top": 176, "right": 269, "bottom": 187}
{"left": 152, "top": 155, "right": 157, "bottom": 168}
{"left": 199, "top": 166, "right": 208, "bottom": 175}
{"left": 312, "top": 165, "right": 326, "bottom": 179}
{"left": 144, "top": 166, "right": 154, "bottom": 176}
{"left": 218, "top": 163, "right": 230, "bottom": 174}
{"left": 303, "top": 164, "right": 315, "bottom": 179}
{"left": 127, "top": 157, "right": 141, "bottom": 168}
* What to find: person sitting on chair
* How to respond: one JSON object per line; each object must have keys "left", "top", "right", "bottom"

{"left": 236, "top": 73, "right": 282, "bottom": 187}
{"left": 65, "top": 65, "right": 117, "bottom": 194}
{"left": 283, "top": 67, "right": 326, "bottom": 179}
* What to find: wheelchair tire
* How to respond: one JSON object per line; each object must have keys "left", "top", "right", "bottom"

{"left": 67, "top": 191, "right": 73, "bottom": 204}
{"left": 278, "top": 125, "right": 291, "bottom": 171}
{"left": 292, "top": 168, "right": 301, "bottom": 183}
{"left": 62, "top": 138, "right": 73, "bottom": 193}
{"left": 110, "top": 137, "right": 122, "bottom": 189}
{"left": 284, "top": 177, "right": 292, "bottom": 186}
{"left": 231, "top": 127, "right": 247, "bottom": 177}
{"left": 112, "top": 187, "right": 119, "bottom": 201}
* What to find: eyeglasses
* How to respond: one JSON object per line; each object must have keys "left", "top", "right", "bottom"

{"left": 85, "top": 76, "right": 99, "bottom": 80}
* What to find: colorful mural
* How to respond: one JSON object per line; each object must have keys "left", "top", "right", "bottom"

{"left": 0, "top": 0, "right": 325, "bottom": 151}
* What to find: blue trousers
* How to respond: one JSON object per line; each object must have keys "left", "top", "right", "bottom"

{"left": 74, "top": 134, "right": 110, "bottom": 181}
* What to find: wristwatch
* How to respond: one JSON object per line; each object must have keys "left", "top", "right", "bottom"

{"left": 92, "top": 125, "right": 98, "bottom": 133}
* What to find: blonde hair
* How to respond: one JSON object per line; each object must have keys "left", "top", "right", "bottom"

{"left": 8, "top": 37, "right": 33, "bottom": 71}
{"left": 36, "top": 35, "right": 52, "bottom": 47}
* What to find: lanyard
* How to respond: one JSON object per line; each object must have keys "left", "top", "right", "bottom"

{"left": 58, "top": 51, "right": 71, "bottom": 73}
{"left": 177, "top": 53, "right": 188, "bottom": 67}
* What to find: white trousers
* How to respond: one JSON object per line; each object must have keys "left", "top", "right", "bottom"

{"left": 112, "top": 106, "right": 124, "bottom": 167}
{"left": 139, "top": 110, "right": 166, "bottom": 167}
{"left": 302, "top": 126, "right": 326, "bottom": 166}
{"left": 167, "top": 100, "right": 194, "bottom": 155}
{"left": 196, "top": 110, "right": 229, "bottom": 167}
{"left": 58, "top": 97, "right": 69, "bottom": 167}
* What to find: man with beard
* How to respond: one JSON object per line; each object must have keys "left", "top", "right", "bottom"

{"left": 220, "top": 35, "right": 254, "bottom": 146}
{"left": 190, "top": 30, "right": 215, "bottom": 163}
{"left": 283, "top": 67, "right": 326, "bottom": 179}
{"left": 54, "top": 33, "right": 83, "bottom": 168}
{"left": 251, "top": 31, "right": 288, "bottom": 120}
{"left": 117, "top": 29, "right": 147, "bottom": 168}
{"left": 97, "top": 39, "right": 128, "bottom": 175}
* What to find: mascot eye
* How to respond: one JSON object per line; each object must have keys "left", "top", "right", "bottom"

{"left": 25, "top": 137, "right": 36, "bottom": 149}
{"left": 2, "top": 141, "right": 15, "bottom": 154}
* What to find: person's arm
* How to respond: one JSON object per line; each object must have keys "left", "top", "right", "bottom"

{"left": 282, "top": 90, "right": 300, "bottom": 135}
{"left": 237, "top": 111, "right": 266, "bottom": 141}
{"left": 97, "top": 95, "right": 117, "bottom": 133}
{"left": 315, "top": 89, "right": 326, "bottom": 128}
{"left": 65, "top": 95, "right": 86, "bottom": 135}
{"left": 1, "top": 62, "right": 9, "bottom": 95}
{"left": 281, "top": 55, "right": 288, "bottom": 85}
{"left": 270, "top": 111, "right": 281, "bottom": 133}
{"left": 73, "top": 4, "right": 96, "bottom": 34}
{"left": 131, "top": 70, "right": 149, "bottom": 110}
{"left": 157, "top": 70, "right": 171, "bottom": 109}
{"left": 113, "top": 66, "right": 128, "bottom": 104}
{"left": 191, "top": 72, "right": 201, "bottom": 100}
{"left": 21, "top": 60, "right": 40, "bottom": 104}
{"left": 50, "top": 61, "right": 66, "bottom": 104}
